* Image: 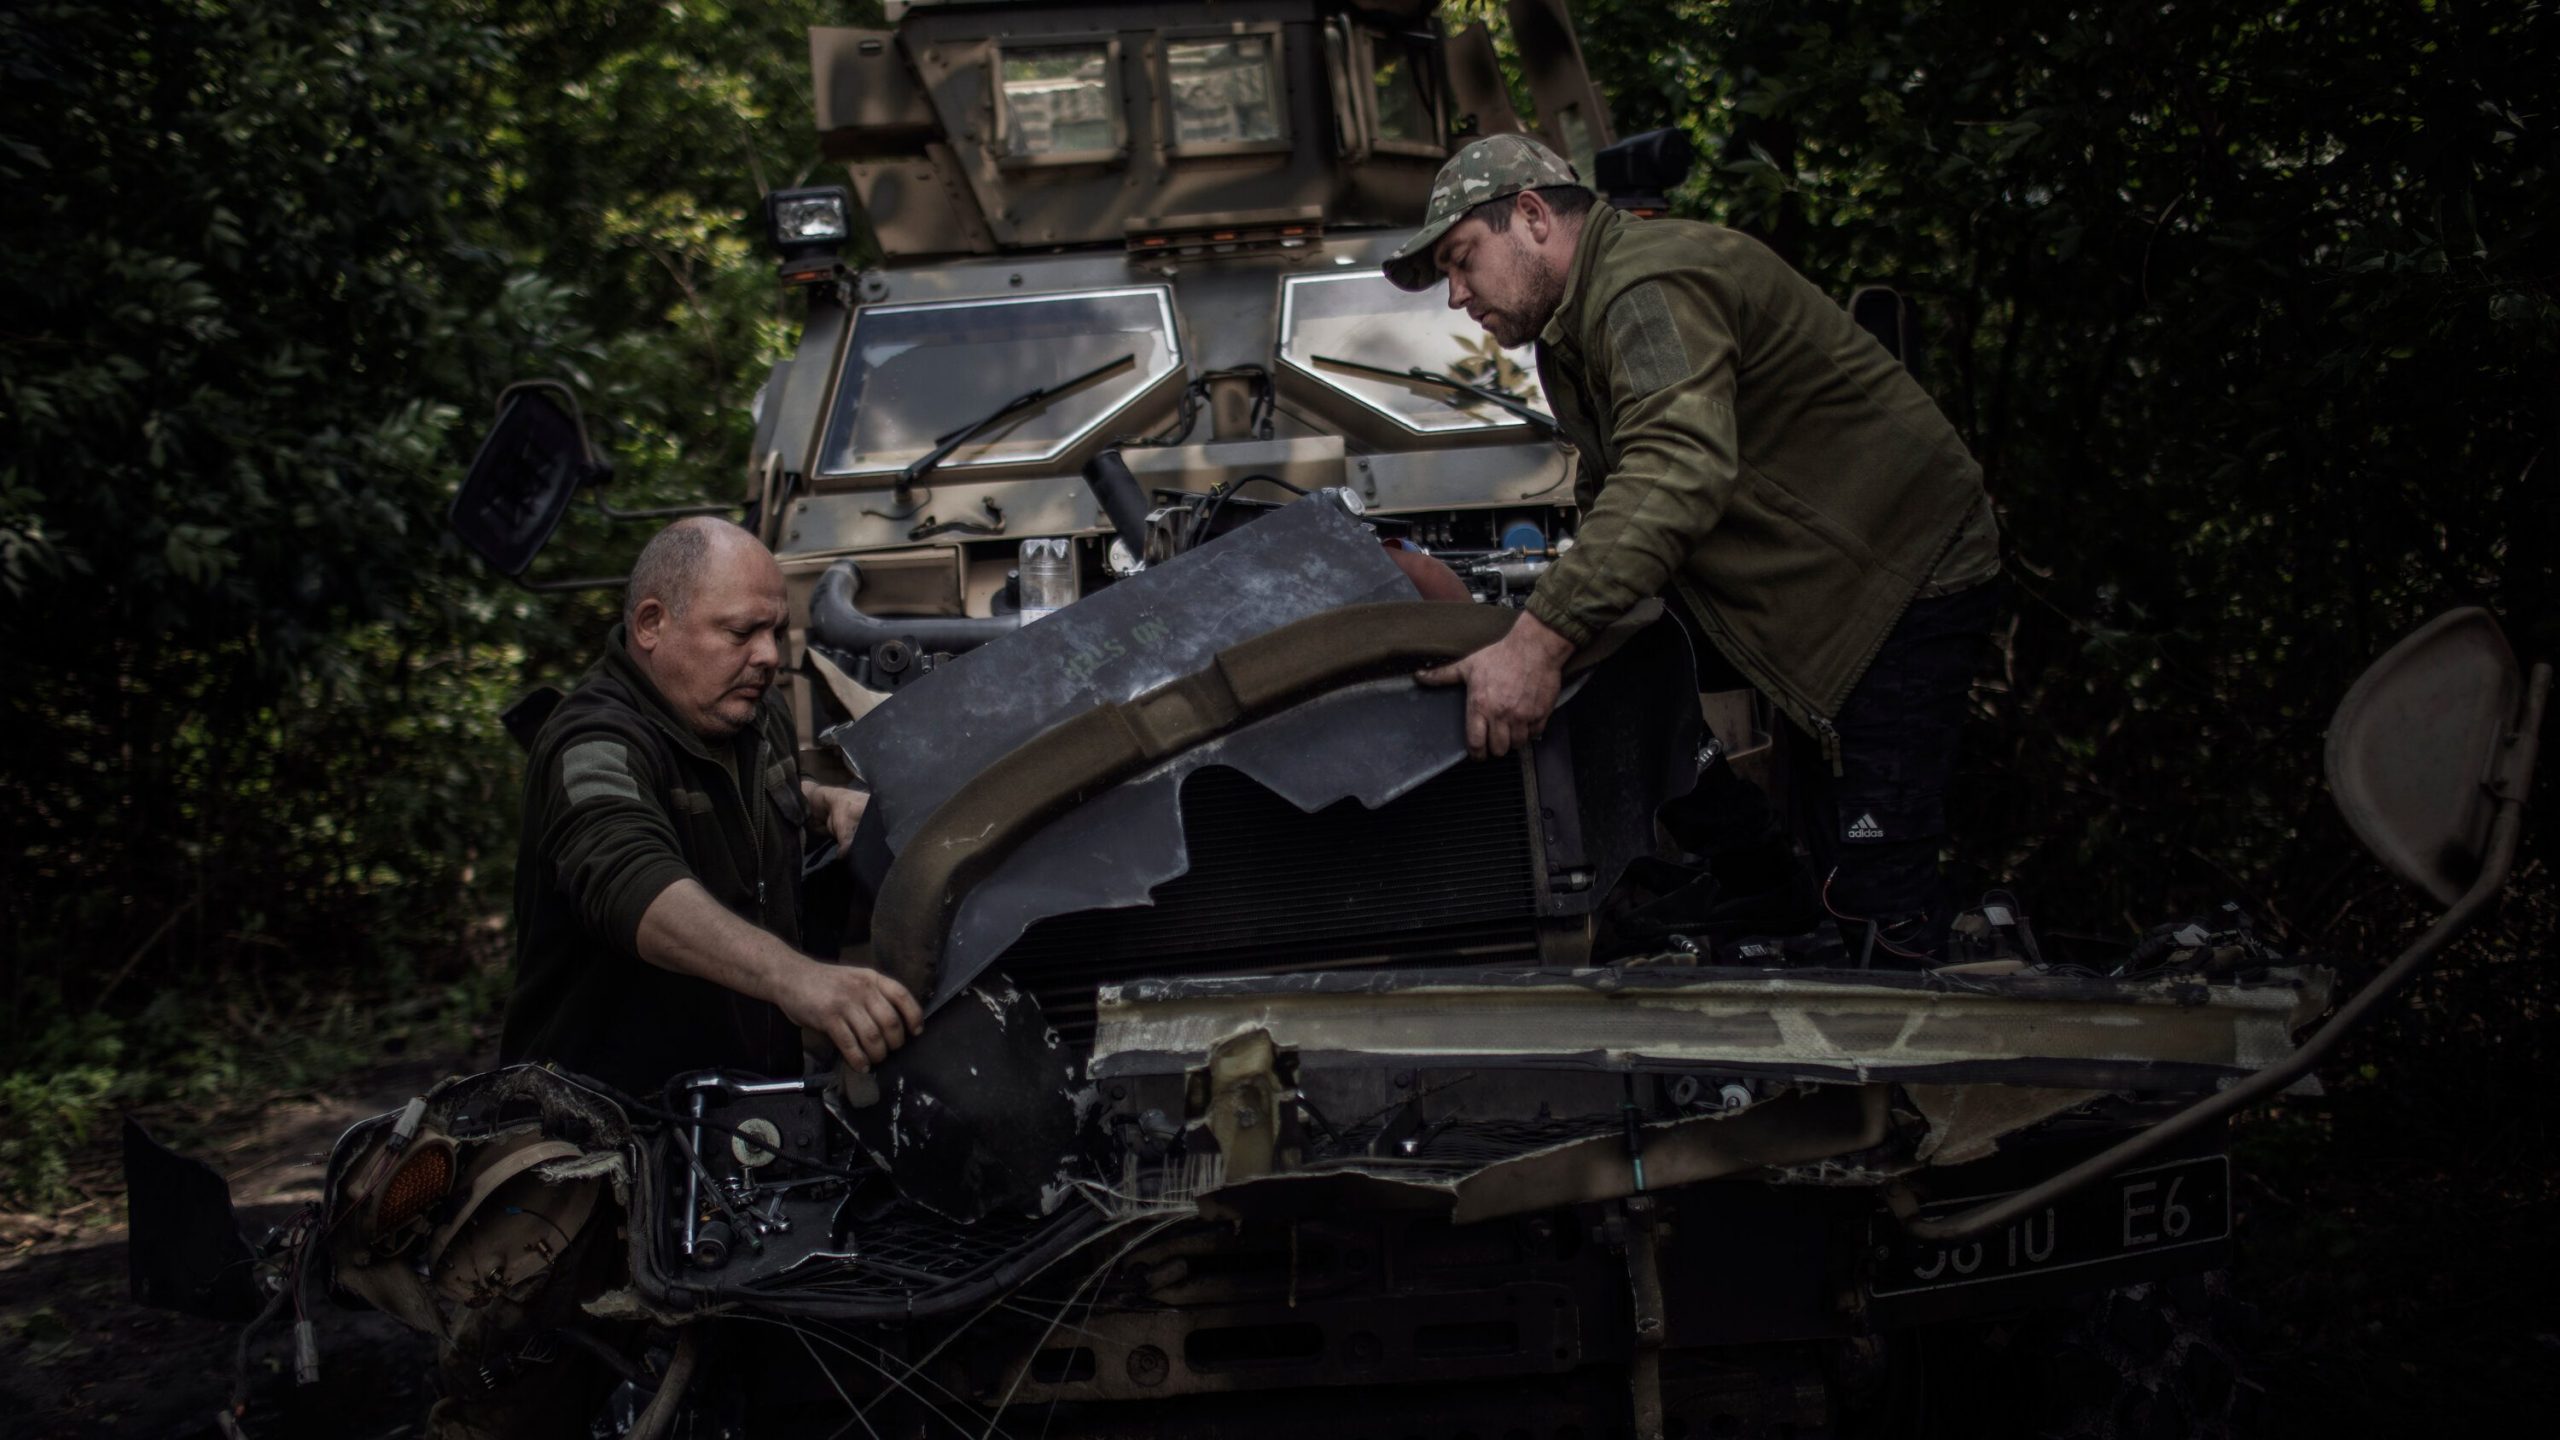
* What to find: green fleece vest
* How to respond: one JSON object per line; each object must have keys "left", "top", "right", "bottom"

{"left": 499, "top": 627, "right": 807, "bottom": 1094}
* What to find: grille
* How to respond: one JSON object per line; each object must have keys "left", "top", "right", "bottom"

{"left": 999, "top": 762, "right": 1543, "bottom": 1050}
{"left": 741, "top": 1204, "right": 1074, "bottom": 1305}
{"left": 1312, "top": 1113, "right": 1628, "bottom": 1178}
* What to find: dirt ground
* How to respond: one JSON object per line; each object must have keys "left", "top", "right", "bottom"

{"left": 0, "top": 1059, "right": 461, "bottom": 1440}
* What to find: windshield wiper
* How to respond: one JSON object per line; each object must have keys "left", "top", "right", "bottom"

{"left": 1311, "top": 354, "right": 1559, "bottom": 437}
{"left": 897, "top": 352, "right": 1137, "bottom": 501}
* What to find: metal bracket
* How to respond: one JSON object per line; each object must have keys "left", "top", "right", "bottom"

{"left": 1622, "top": 1196, "right": 1668, "bottom": 1440}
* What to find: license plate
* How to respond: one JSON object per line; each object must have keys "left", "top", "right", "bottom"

{"left": 1868, "top": 1154, "right": 2230, "bottom": 1297}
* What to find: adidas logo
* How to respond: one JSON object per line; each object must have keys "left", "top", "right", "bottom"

{"left": 1847, "top": 812, "right": 1885, "bottom": 840}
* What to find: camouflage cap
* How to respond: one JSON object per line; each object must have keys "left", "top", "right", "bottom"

{"left": 1383, "top": 133, "right": 1581, "bottom": 292}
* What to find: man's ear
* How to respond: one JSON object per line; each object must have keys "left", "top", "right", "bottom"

{"left": 630, "top": 596, "right": 667, "bottom": 653}
{"left": 1518, "top": 189, "right": 1552, "bottom": 244}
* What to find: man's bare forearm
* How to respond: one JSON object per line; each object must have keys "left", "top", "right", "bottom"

{"left": 631, "top": 877, "right": 922, "bottom": 1068}
{"left": 632, "top": 876, "right": 807, "bottom": 1004}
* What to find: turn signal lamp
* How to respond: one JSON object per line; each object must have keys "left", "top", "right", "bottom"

{"left": 373, "top": 1140, "right": 456, "bottom": 1234}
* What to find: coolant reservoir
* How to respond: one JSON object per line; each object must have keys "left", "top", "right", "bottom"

{"left": 1017, "top": 537, "right": 1078, "bottom": 623}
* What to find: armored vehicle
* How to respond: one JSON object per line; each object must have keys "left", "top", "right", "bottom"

{"left": 456, "top": 0, "right": 1676, "bottom": 772}
{"left": 127, "top": 3, "right": 2550, "bottom": 1437}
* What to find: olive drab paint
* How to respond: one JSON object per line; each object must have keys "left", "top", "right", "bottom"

{"left": 749, "top": 2, "right": 1630, "bottom": 774}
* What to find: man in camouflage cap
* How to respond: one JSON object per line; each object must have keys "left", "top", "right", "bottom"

{"left": 1382, "top": 132, "right": 1580, "bottom": 302}
{"left": 1399, "top": 134, "right": 2006, "bottom": 960}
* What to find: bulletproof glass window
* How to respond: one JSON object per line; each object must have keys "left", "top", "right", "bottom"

{"left": 1164, "top": 34, "right": 1283, "bottom": 149}
{"left": 1278, "top": 271, "right": 1550, "bottom": 435}
{"left": 997, "top": 44, "right": 1121, "bottom": 161}
{"left": 1366, "top": 31, "right": 1443, "bottom": 152}
{"left": 1555, "top": 105, "right": 1597, "bottom": 183}
{"left": 817, "top": 288, "right": 1182, "bottom": 478}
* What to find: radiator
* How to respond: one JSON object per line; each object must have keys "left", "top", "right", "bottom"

{"left": 997, "top": 761, "right": 1543, "bottom": 1051}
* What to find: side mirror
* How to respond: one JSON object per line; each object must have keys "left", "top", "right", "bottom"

{"left": 2326, "top": 607, "right": 2536, "bottom": 905}
{"left": 1593, "top": 127, "right": 1695, "bottom": 215}
{"left": 1849, "top": 285, "right": 1924, "bottom": 377}
{"left": 448, "top": 382, "right": 609, "bottom": 578}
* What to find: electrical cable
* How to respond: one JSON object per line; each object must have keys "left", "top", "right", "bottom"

{"left": 859, "top": 485, "right": 933, "bottom": 524}
{"left": 1192, "top": 473, "right": 1304, "bottom": 548}
{"left": 1821, "top": 867, "right": 1935, "bottom": 962}
{"left": 230, "top": 1270, "right": 292, "bottom": 1416}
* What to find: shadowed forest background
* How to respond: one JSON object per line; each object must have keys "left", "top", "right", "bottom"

{"left": 2, "top": 0, "right": 2553, "bottom": 1429}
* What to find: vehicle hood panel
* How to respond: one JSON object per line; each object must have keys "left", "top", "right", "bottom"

{"left": 835, "top": 497, "right": 1415, "bottom": 854}
{"left": 944, "top": 670, "right": 1618, "bottom": 998}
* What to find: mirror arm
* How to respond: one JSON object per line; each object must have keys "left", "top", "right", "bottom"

{"left": 1901, "top": 659, "right": 2551, "bottom": 1243}
{"left": 513, "top": 575, "right": 629, "bottom": 594}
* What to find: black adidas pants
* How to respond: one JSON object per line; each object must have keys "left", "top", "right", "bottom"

{"left": 1673, "top": 579, "right": 2005, "bottom": 958}
{"left": 1786, "top": 579, "right": 2006, "bottom": 948}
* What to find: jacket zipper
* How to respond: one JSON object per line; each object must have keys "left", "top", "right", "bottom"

{"left": 1811, "top": 715, "right": 1844, "bottom": 776}
{"left": 624, "top": 675, "right": 783, "bottom": 1061}
{"left": 661, "top": 708, "right": 768, "bottom": 917}
{"left": 739, "top": 736, "right": 768, "bottom": 915}
{"left": 713, "top": 726, "right": 785, "bottom": 1060}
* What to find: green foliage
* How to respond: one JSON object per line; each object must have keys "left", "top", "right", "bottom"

{"left": 1555, "top": 3, "right": 2555, "bottom": 1419}
{"left": 0, "top": 1002, "right": 123, "bottom": 1208}
{"left": 0, "top": 0, "right": 2549, "bottom": 1261}
{"left": 0, "top": 956, "right": 513, "bottom": 1209}
{"left": 0, "top": 0, "right": 855, "bottom": 1201}
{"left": 1, "top": 1, "right": 529, "bottom": 1204}
{"left": 1568, "top": 0, "right": 2556, "bottom": 928}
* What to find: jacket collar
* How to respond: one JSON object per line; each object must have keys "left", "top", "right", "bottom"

{"left": 1537, "top": 200, "right": 1625, "bottom": 359}
{"left": 598, "top": 624, "right": 729, "bottom": 763}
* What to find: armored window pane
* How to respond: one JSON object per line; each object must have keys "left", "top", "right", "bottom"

{"left": 1556, "top": 105, "right": 1596, "bottom": 184}
{"left": 1001, "top": 45, "right": 1116, "bottom": 158}
{"left": 1278, "top": 271, "right": 1549, "bottom": 435}
{"left": 818, "top": 289, "right": 1182, "bottom": 477}
{"left": 1166, "top": 36, "right": 1280, "bottom": 146}
{"left": 1370, "top": 43, "right": 1434, "bottom": 144}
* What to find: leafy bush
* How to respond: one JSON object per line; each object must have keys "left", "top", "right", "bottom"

{"left": 0, "top": 1003, "right": 124, "bottom": 1209}
{"left": 0, "top": 0, "right": 842, "bottom": 1198}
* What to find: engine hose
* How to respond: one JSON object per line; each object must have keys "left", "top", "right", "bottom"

{"left": 1081, "top": 449, "right": 1153, "bottom": 558}
{"left": 807, "top": 558, "right": 1021, "bottom": 656}
{"left": 625, "top": 1329, "right": 699, "bottom": 1440}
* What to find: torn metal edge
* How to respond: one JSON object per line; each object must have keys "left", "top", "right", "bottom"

{"left": 1090, "top": 966, "right": 2336, "bottom": 1092}
{"left": 1190, "top": 1084, "right": 1891, "bottom": 1226}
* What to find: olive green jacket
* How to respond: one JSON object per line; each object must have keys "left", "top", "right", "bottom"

{"left": 1525, "top": 204, "right": 1996, "bottom": 749}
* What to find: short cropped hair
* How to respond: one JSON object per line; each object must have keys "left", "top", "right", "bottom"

{"left": 625, "top": 519, "right": 717, "bottom": 628}
{"left": 1465, "top": 184, "right": 1597, "bottom": 237}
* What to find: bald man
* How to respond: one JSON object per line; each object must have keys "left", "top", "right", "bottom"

{"left": 499, "top": 517, "right": 919, "bottom": 1095}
